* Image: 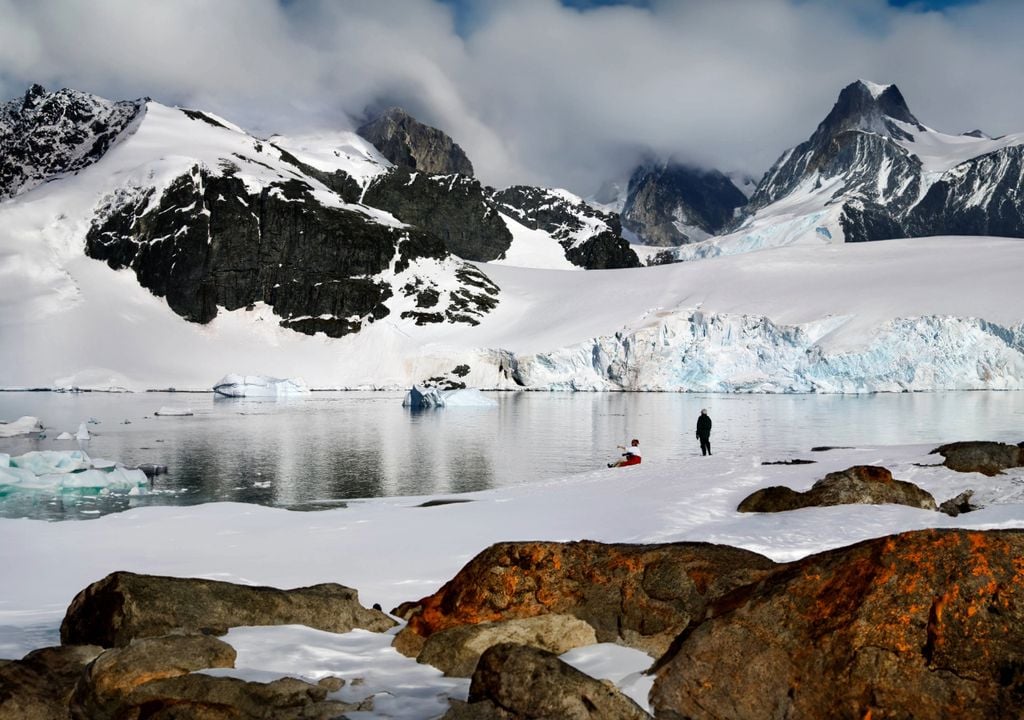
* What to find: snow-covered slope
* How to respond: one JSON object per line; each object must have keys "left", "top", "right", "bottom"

{"left": 679, "top": 80, "right": 1024, "bottom": 261}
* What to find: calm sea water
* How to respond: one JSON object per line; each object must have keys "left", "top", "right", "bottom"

{"left": 1, "top": 390, "right": 1022, "bottom": 521}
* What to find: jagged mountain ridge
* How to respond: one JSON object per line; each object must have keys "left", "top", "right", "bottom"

{"left": 683, "top": 79, "right": 1024, "bottom": 260}
{"left": 357, "top": 106, "right": 474, "bottom": 176}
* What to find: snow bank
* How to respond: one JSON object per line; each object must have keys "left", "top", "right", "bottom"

{"left": 0, "top": 450, "right": 147, "bottom": 492}
{"left": 213, "top": 374, "right": 311, "bottom": 397}
{"left": 0, "top": 416, "right": 43, "bottom": 437}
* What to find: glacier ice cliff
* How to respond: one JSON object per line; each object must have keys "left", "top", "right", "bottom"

{"left": 450, "top": 310, "right": 1024, "bottom": 393}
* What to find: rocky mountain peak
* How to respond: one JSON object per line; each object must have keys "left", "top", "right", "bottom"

{"left": 1, "top": 84, "right": 144, "bottom": 198}
{"left": 357, "top": 106, "right": 474, "bottom": 177}
{"left": 816, "top": 80, "right": 924, "bottom": 143}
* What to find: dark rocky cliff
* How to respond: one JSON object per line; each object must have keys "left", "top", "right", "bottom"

{"left": 622, "top": 162, "right": 748, "bottom": 246}
{"left": 357, "top": 107, "right": 474, "bottom": 176}
{"left": 362, "top": 167, "right": 512, "bottom": 262}
{"left": 85, "top": 164, "right": 498, "bottom": 337}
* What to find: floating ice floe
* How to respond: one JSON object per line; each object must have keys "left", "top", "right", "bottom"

{"left": 212, "top": 374, "right": 311, "bottom": 398}
{"left": 0, "top": 416, "right": 44, "bottom": 438}
{"left": 401, "top": 386, "right": 498, "bottom": 408}
{"left": 75, "top": 422, "right": 91, "bottom": 441}
{"left": 154, "top": 407, "right": 194, "bottom": 416}
{"left": 0, "top": 450, "right": 148, "bottom": 493}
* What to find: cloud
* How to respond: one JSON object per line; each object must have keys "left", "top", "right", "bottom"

{"left": 2, "top": 0, "right": 1023, "bottom": 195}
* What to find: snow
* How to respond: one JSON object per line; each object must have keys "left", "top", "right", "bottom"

{"left": 859, "top": 79, "right": 891, "bottom": 99}
{"left": 268, "top": 130, "right": 392, "bottom": 190}
{"left": 490, "top": 212, "right": 579, "bottom": 270}
{"left": 0, "top": 449, "right": 147, "bottom": 492}
{"left": 1, "top": 441, "right": 1022, "bottom": 717}
{"left": 213, "top": 374, "right": 310, "bottom": 397}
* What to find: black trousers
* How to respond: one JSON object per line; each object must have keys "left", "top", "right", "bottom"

{"left": 698, "top": 435, "right": 711, "bottom": 455}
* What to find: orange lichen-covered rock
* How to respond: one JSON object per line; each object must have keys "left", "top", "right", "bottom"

{"left": 651, "top": 528, "right": 1024, "bottom": 720}
{"left": 392, "top": 540, "right": 777, "bottom": 657}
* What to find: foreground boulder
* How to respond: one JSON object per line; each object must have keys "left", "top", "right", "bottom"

{"left": 442, "top": 643, "right": 651, "bottom": 719}
{"left": 70, "top": 633, "right": 358, "bottom": 720}
{"left": 393, "top": 540, "right": 777, "bottom": 657}
{"left": 931, "top": 440, "right": 1024, "bottom": 476}
{"left": 738, "top": 464, "right": 937, "bottom": 512}
{"left": 60, "top": 571, "right": 395, "bottom": 647}
{"left": 0, "top": 644, "right": 102, "bottom": 720}
{"left": 418, "top": 614, "right": 598, "bottom": 677}
{"left": 651, "top": 529, "right": 1024, "bottom": 720}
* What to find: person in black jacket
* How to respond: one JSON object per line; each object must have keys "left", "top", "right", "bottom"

{"left": 696, "top": 409, "right": 712, "bottom": 456}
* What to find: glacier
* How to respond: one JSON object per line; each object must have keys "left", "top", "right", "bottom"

{"left": 213, "top": 374, "right": 311, "bottom": 397}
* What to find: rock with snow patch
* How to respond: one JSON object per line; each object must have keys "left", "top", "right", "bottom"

{"left": 60, "top": 571, "right": 396, "bottom": 648}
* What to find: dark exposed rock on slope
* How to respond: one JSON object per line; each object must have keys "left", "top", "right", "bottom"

{"left": 86, "top": 164, "right": 497, "bottom": 336}
{"left": 60, "top": 570, "right": 395, "bottom": 647}
{"left": 622, "top": 161, "right": 747, "bottom": 246}
{"left": 491, "top": 185, "right": 640, "bottom": 268}
{"left": 358, "top": 106, "right": 474, "bottom": 176}
{"left": 651, "top": 528, "right": 1024, "bottom": 720}
{"left": 392, "top": 540, "right": 777, "bottom": 657}
{"left": 0, "top": 84, "right": 143, "bottom": 199}
{"left": 362, "top": 167, "right": 513, "bottom": 261}
{"left": 738, "top": 464, "right": 937, "bottom": 512}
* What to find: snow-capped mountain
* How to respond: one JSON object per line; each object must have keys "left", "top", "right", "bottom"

{"left": 1, "top": 85, "right": 1022, "bottom": 393}
{"left": 680, "top": 80, "right": 1024, "bottom": 260}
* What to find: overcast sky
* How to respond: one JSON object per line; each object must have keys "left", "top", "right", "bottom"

{"left": 2, "top": 0, "right": 1022, "bottom": 195}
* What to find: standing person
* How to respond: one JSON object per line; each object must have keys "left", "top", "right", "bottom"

{"left": 696, "top": 409, "right": 712, "bottom": 456}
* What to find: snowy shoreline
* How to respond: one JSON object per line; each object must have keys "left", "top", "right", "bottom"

{"left": 2, "top": 439, "right": 1023, "bottom": 717}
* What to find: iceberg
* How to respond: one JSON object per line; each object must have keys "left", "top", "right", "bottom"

{"left": 0, "top": 416, "right": 43, "bottom": 437}
{"left": 402, "top": 386, "right": 498, "bottom": 408}
{"left": 213, "top": 374, "right": 311, "bottom": 397}
{"left": 154, "top": 407, "right": 194, "bottom": 416}
{"left": 0, "top": 450, "right": 148, "bottom": 493}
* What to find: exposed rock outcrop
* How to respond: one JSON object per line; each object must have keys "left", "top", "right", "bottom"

{"left": 357, "top": 106, "right": 474, "bottom": 176}
{"left": 931, "top": 440, "right": 1024, "bottom": 476}
{"left": 60, "top": 571, "right": 395, "bottom": 648}
{"left": 362, "top": 167, "right": 512, "bottom": 261}
{"left": 417, "top": 614, "right": 598, "bottom": 677}
{"left": 737, "top": 464, "right": 937, "bottom": 512}
{"left": 441, "top": 643, "right": 651, "bottom": 720}
{"left": 392, "top": 540, "right": 777, "bottom": 657}
{"left": 650, "top": 528, "right": 1024, "bottom": 720}
{"left": 622, "top": 161, "right": 747, "bottom": 246}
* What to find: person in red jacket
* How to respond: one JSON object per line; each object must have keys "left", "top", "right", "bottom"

{"left": 608, "top": 438, "right": 642, "bottom": 467}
